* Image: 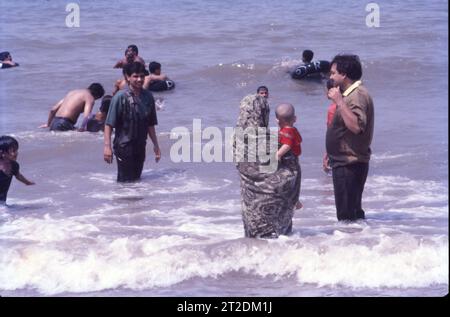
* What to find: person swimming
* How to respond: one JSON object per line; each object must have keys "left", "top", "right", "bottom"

{"left": 0, "top": 51, "right": 19, "bottom": 69}
{"left": 143, "top": 61, "right": 175, "bottom": 92}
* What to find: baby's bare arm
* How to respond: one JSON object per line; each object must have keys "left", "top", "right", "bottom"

{"left": 277, "top": 144, "right": 291, "bottom": 160}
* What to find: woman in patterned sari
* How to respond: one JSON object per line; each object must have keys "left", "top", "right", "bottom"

{"left": 234, "top": 94, "right": 301, "bottom": 238}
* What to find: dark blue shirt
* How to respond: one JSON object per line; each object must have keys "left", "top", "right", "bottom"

{"left": 0, "top": 161, "right": 19, "bottom": 201}
{"left": 105, "top": 88, "right": 157, "bottom": 147}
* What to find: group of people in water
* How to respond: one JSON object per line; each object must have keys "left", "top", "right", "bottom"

{"left": 1, "top": 46, "right": 374, "bottom": 240}
{"left": 234, "top": 53, "right": 373, "bottom": 237}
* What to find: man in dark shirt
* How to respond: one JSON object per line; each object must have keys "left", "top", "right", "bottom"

{"left": 326, "top": 54, "right": 374, "bottom": 221}
{"left": 104, "top": 62, "right": 161, "bottom": 182}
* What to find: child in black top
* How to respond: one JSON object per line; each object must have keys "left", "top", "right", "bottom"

{"left": 0, "top": 136, "right": 34, "bottom": 203}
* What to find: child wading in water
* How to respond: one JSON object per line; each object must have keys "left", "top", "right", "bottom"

{"left": 275, "top": 103, "right": 303, "bottom": 209}
{"left": 0, "top": 136, "right": 34, "bottom": 204}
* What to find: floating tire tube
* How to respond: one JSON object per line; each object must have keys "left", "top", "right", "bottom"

{"left": 291, "top": 60, "right": 331, "bottom": 79}
{"left": 148, "top": 79, "right": 176, "bottom": 92}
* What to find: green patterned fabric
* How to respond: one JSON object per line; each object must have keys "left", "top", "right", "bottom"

{"left": 234, "top": 94, "right": 301, "bottom": 238}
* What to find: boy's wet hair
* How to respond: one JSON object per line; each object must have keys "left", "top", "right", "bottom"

{"left": 148, "top": 61, "right": 161, "bottom": 74}
{"left": 88, "top": 83, "right": 105, "bottom": 99}
{"left": 331, "top": 54, "right": 362, "bottom": 80}
{"left": 257, "top": 86, "right": 268, "bottom": 94}
{"left": 0, "top": 136, "right": 19, "bottom": 154}
{"left": 127, "top": 45, "right": 139, "bottom": 55}
{"left": 123, "top": 62, "right": 146, "bottom": 76}
{"left": 100, "top": 95, "right": 112, "bottom": 113}
{"left": 302, "top": 50, "right": 314, "bottom": 63}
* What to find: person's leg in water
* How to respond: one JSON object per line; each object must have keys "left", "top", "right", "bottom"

{"left": 355, "top": 162, "right": 369, "bottom": 219}
{"left": 131, "top": 144, "right": 146, "bottom": 180}
{"left": 115, "top": 143, "right": 147, "bottom": 182}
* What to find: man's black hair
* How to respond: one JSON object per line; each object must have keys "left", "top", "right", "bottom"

{"left": 257, "top": 86, "right": 268, "bottom": 93}
{"left": 0, "top": 51, "right": 11, "bottom": 61}
{"left": 148, "top": 61, "right": 161, "bottom": 74}
{"left": 123, "top": 62, "right": 146, "bottom": 76}
{"left": 0, "top": 135, "right": 19, "bottom": 154}
{"left": 88, "top": 83, "right": 105, "bottom": 99}
{"left": 331, "top": 54, "right": 362, "bottom": 81}
{"left": 302, "top": 50, "right": 314, "bottom": 63}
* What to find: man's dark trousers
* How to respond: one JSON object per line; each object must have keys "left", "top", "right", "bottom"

{"left": 332, "top": 162, "right": 369, "bottom": 221}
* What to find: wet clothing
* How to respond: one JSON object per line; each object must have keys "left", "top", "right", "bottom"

{"left": 105, "top": 88, "right": 157, "bottom": 182}
{"left": 332, "top": 162, "right": 368, "bottom": 221}
{"left": 279, "top": 126, "right": 302, "bottom": 156}
{"left": 325, "top": 81, "right": 374, "bottom": 221}
{"left": 115, "top": 143, "right": 146, "bottom": 182}
{"left": 50, "top": 117, "right": 76, "bottom": 131}
{"left": 147, "top": 79, "right": 175, "bottom": 92}
{"left": 234, "top": 94, "right": 301, "bottom": 238}
{"left": 0, "top": 161, "right": 19, "bottom": 202}
{"left": 86, "top": 115, "right": 104, "bottom": 132}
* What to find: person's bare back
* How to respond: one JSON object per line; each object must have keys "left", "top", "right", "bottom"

{"left": 54, "top": 89, "right": 95, "bottom": 123}
{"left": 40, "top": 83, "right": 104, "bottom": 131}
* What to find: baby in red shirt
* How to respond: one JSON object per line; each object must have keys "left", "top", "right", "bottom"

{"left": 275, "top": 103, "right": 303, "bottom": 209}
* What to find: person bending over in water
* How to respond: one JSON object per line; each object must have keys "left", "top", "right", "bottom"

{"left": 39, "top": 83, "right": 105, "bottom": 131}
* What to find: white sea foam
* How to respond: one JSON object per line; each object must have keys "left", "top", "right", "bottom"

{"left": 365, "top": 176, "right": 448, "bottom": 211}
{"left": 0, "top": 213, "right": 100, "bottom": 243}
{"left": 0, "top": 227, "right": 447, "bottom": 295}
{"left": 372, "top": 152, "right": 413, "bottom": 162}
{"left": 269, "top": 57, "right": 303, "bottom": 75}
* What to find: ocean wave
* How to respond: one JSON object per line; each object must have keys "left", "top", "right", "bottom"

{"left": 365, "top": 175, "right": 448, "bottom": 209}
{"left": 0, "top": 230, "right": 447, "bottom": 295}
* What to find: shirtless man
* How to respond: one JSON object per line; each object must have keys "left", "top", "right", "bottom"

{"left": 113, "top": 45, "right": 145, "bottom": 69}
{"left": 39, "top": 83, "right": 105, "bottom": 131}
